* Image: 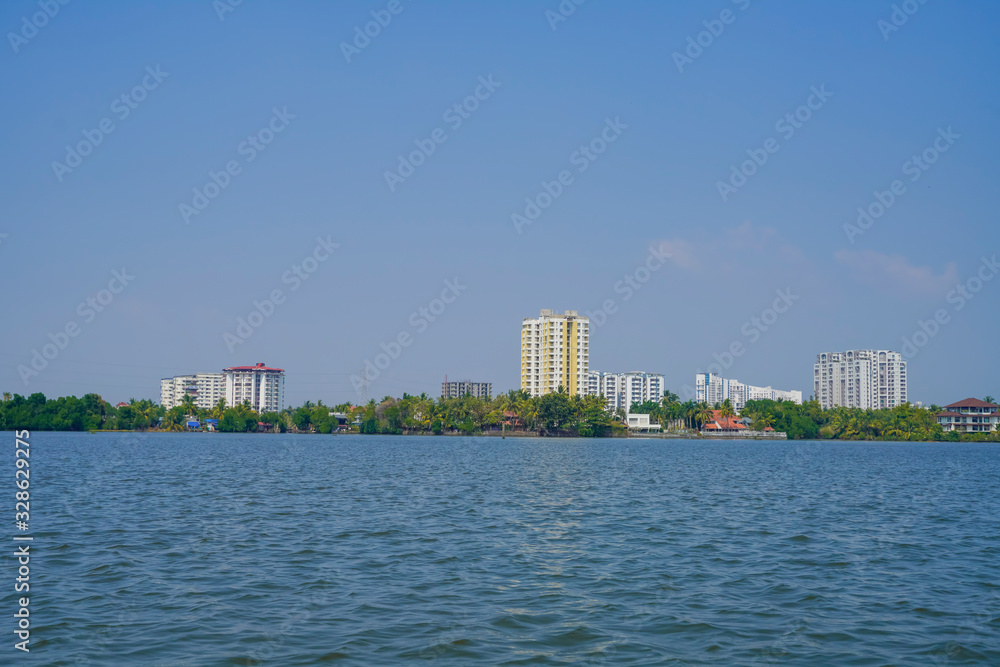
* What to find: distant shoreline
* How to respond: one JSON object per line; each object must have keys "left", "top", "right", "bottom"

{"left": 40, "top": 429, "right": 990, "bottom": 443}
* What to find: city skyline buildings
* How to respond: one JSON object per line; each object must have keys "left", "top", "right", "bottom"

{"left": 695, "top": 372, "right": 804, "bottom": 411}
{"left": 151, "top": 317, "right": 930, "bottom": 416}
{"left": 150, "top": 344, "right": 923, "bottom": 415}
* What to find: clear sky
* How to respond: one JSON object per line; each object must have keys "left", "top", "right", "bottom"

{"left": 2, "top": 0, "right": 998, "bottom": 407}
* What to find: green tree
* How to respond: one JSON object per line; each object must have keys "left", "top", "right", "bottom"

{"left": 537, "top": 392, "right": 574, "bottom": 432}
{"left": 695, "top": 404, "right": 714, "bottom": 431}
{"left": 162, "top": 406, "right": 187, "bottom": 431}
{"left": 179, "top": 394, "right": 197, "bottom": 416}
{"left": 630, "top": 400, "right": 660, "bottom": 415}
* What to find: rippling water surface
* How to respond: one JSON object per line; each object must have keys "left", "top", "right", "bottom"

{"left": 10, "top": 433, "right": 1000, "bottom": 665}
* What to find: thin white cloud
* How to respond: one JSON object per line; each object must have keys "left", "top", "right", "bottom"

{"left": 653, "top": 221, "right": 807, "bottom": 272}
{"left": 834, "top": 249, "right": 957, "bottom": 299}
{"left": 726, "top": 221, "right": 777, "bottom": 251}
{"left": 656, "top": 239, "right": 699, "bottom": 269}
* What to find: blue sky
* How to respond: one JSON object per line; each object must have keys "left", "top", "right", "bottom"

{"left": 1, "top": 0, "right": 998, "bottom": 407}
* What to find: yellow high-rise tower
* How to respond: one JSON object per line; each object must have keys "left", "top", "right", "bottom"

{"left": 520, "top": 309, "right": 589, "bottom": 397}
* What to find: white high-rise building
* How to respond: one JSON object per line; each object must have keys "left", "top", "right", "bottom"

{"left": 520, "top": 310, "right": 589, "bottom": 397}
{"left": 814, "top": 350, "right": 907, "bottom": 409}
{"left": 586, "top": 371, "right": 665, "bottom": 412}
{"left": 695, "top": 373, "right": 802, "bottom": 411}
{"left": 224, "top": 363, "right": 285, "bottom": 413}
{"left": 160, "top": 373, "right": 226, "bottom": 410}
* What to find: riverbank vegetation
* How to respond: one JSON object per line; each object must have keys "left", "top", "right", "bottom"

{"left": 1, "top": 390, "right": 997, "bottom": 442}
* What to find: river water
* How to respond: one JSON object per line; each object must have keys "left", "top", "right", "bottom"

{"left": 10, "top": 432, "right": 1000, "bottom": 665}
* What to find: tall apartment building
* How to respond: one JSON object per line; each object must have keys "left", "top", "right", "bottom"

{"left": 587, "top": 371, "right": 665, "bottom": 413}
{"left": 814, "top": 350, "right": 907, "bottom": 409}
{"left": 695, "top": 373, "right": 802, "bottom": 411}
{"left": 520, "top": 309, "right": 589, "bottom": 397}
{"left": 224, "top": 363, "right": 285, "bottom": 413}
{"left": 159, "top": 373, "right": 226, "bottom": 410}
{"left": 442, "top": 380, "right": 492, "bottom": 399}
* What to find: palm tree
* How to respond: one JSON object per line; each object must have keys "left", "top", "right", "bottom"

{"left": 521, "top": 400, "right": 540, "bottom": 432}
{"left": 719, "top": 399, "right": 736, "bottom": 420}
{"left": 496, "top": 390, "right": 520, "bottom": 432}
{"left": 179, "top": 394, "right": 197, "bottom": 416}
{"left": 162, "top": 407, "right": 185, "bottom": 431}
{"left": 695, "top": 405, "right": 714, "bottom": 431}
{"left": 138, "top": 403, "right": 161, "bottom": 430}
{"left": 682, "top": 401, "right": 699, "bottom": 430}
{"left": 211, "top": 398, "right": 227, "bottom": 419}
{"left": 2, "top": 392, "right": 11, "bottom": 403}
{"left": 985, "top": 395, "right": 996, "bottom": 405}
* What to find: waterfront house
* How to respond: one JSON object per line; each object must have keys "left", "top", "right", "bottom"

{"left": 935, "top": 398, "right": 999, "bottom": 433}
{"left": 626, "top": 413, "right": 660, "bottom": 432}
{"left": 502, "top": 411, "right": 523, "bottom": 428}
{"left": 702, "top": 410, "right": 747, "bottom": 433}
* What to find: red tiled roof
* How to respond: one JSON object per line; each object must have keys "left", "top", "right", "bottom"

{"left": 224, "top": 363, "right": 284, "bottom": 372}
{"left": 705, "top": 410, "right": 747, "bottom": 430}
{"left": 945, "top": 398, "right": 998, "bottom": 409}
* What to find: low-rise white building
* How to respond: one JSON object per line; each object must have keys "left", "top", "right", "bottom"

{"left": 936, "top": 398, "right": 999, "bottom": 433}
{"left": 695, "top": 373, "right": 802, "bottom": 411}
{"left": 626, "top": 413, "right": 660, "bottom": 431}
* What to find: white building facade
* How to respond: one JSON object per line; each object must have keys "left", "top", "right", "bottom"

{"left": 224, "top": 363, "right": 285, "bottom": 413}
{"left": 814, "top": 350, "right": 907, "bottom": 410}
{"left": 159, "top": 373, "right": 226, "bottom": 410}
{"left": 441, "top": 381, "right": 492, "bottom": 399}
{"left": 520, "top": 310, "right": 590, "bottom": 397}
{"left": 587, "top": 371, "right": 665, "bottom": 412}
{"left": 695, "top": 373, "right": 802, "bottom": 411}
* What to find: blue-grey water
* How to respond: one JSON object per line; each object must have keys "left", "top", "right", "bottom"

{"left": 7, "top": 433, "right": 1000, "bottom": 665}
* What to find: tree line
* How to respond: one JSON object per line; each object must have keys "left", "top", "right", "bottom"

{"left": 1, "top": 389, "right": 997, "bottom": 442}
